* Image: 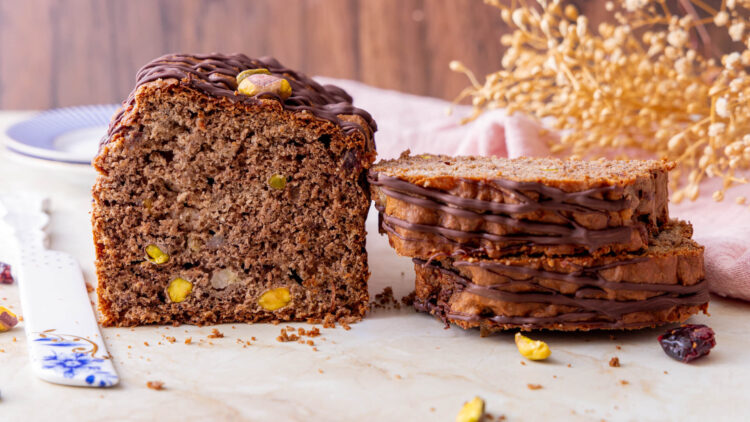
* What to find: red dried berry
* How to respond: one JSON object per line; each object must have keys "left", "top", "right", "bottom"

{"left": 658, "top": 324, "right": 716, "bottom": 363}
{"left": 0, "top": 262, "right": 13, "bottom": 284}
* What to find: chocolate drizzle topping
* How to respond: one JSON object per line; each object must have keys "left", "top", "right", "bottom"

{"left": 413, "top": 258, "right": 709, "bottom": 329}
{"left": 369, "top": 171, "right": 643, "bottom": 252}
{"left": 104, "top": 53, "right": 377, "bottom": 143}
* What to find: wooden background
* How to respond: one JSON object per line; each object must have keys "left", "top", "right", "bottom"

{"left": 0, "top": 0, "right": 728, "bottom": 109}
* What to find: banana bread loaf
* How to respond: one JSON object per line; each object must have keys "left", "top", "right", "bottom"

{"left": 93, "top": 53, "right": 376, "bottom": 326}
{"left": 413, "top": 220, "right": 708, "bottom": 331}
{"left": 371, "top": 152, "right": 674, "bottom": 259}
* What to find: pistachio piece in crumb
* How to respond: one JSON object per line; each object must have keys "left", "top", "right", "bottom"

{"left": 455, "top": 396, "right": 485, "bottom": 422}
{"left": 268, "top": 174, "right": 287, "bottom": 190}
{"left": 259, "top": 287, "right": 291, "bottom": 311}
{"left": 145, "top": 244, "right": 169, "bottom": 264}
{"left": 515, "top": 332, "right": 551, "bottom": 361}
{"left": 167, "top": 278, "right": 192, "bottom": 303}
{"left": 238, "top": 73, "right": 292, "bottom": 100}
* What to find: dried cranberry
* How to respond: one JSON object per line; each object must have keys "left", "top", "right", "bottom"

{"left": 658, "top": 324, "right": 716, "bottom": 363}
{"left": 0, "top": 262, "right": 13, "bottom": 284}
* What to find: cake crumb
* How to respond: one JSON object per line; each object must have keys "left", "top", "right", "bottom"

{"left": 85, "top": 282, "right": 95, "bottom": 293}
{"left": 664, "top": 370, "right": 668, "bottom": 375}
{"left": 609, "top": 357, "right": 620, "bottom": 367}
{"left": 616, "top": 345, "right": 621, "bottom": 350}
{"left": 401, "top": 290, "right": 416, "bottom": 306}
{"left": 520, "top": 361, "right": 526, "bottom": 366}
{"left": 370, "top": 286, "right": 401, "bottom": 310}
{"left": 527, "top": 383, "right": 543, "bottom": 390}
{"left": 277, "top": 327, "right": 300, "bottom": 342}
{"left": 318, "top": 369, "right": 324, "bottom": 374}
{"left": 143, "top": 342, "right": 149, "bottom": 346}
{"left": 165, "top": 336, "right": 176, "bottom": 343}
{"left": 207, "top": 328, "right": 224, "bottom": 339}
{"left": 184, "top": 337, "right": 192, "bottom": 345}
{"left": 567, "top": 363, "right": 572, "bottom": 368}
{"left": 620, "top": 380, "right": 629, "bottom": 386}
{"left": 146, "top": 381, "right": 164, "bottom": 390}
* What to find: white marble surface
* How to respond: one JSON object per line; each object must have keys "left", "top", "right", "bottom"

{"left": 1, "top": 111, "right": 749, "bottom": 421}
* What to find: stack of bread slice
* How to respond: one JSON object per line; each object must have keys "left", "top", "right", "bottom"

{"left": 370, "top": 152, "right": 708, "bottom": 331}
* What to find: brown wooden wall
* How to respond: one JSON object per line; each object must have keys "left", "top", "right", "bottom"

{"left": 0, "top": 0, "right": 728, "bottom": 109}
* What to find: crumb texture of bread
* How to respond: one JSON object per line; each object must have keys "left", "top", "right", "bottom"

{"left": 92, "top": 53, "right": 376, "bottom": 326}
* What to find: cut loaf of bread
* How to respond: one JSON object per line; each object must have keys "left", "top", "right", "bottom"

{"left": 93, "top": 53, "right": 376, "bottom": 326}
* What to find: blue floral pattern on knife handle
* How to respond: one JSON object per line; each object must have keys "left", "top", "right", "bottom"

{"left": 34, "top": 330, "right": 118, "bottom": 387}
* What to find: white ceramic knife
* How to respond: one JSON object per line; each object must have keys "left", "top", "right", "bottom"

{"left": 0, "top": 193, "right": 118, "bottom": 387}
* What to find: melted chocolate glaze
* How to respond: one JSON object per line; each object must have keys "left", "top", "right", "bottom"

{"left": 370, "top": 172, "right": 632, "bottom": 214}
{"left": 414, "top": 299, "right": 668, "bottom": 330}
{"left": 104, "top": 53, "right": 377, "bottom": 143}
{"left": 449, "top": 258, "right": 703, "bottom": 293}
{"left": 414, "top": 258, "right": 709, "bottom": 328}
{"left": 377, "top": 204, "right": 639, "bottom": 253}
{"left": 370, "top": 172, "right": 645, "bottom": 252}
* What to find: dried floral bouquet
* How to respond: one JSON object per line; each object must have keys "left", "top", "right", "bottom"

{"left": 451, "top": 0, "right": 750, "bottom": 204}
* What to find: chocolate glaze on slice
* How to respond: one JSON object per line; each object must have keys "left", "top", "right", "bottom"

{"left": 414, "top": 258, "right": 710, "bottom": 330}
{"left": 369, "top": 171, "right": 650, "bottom": 254}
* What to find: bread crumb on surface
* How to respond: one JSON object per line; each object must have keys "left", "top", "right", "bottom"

{"left": 527, "top": 384, "right": 543, "bottom": 390}
{"left": 370, "top": 286, "right": 401, "bottom": 311}
{"left": 146, "top": 381, "right": 164, "bottom": 390}
{"left": 207, "top": 328, "right": 224, "bottom": 339}
{"left": 184, "top": 337, "right": 192, "bottom": 344}
{"left": 609, "top": 357, "right": 621, "bottom": 367}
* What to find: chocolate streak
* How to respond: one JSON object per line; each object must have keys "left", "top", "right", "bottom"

{"left": 104, "top": 53, "right": 377, "bottom": 143}
{"left": 370, "top": 172, "right": 643, "bottom": 252}
{"left": 414, "top": 258, "right": 709, "bottom": 329}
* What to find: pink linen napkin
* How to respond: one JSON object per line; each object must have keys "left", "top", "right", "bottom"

{"left": 318, "top": 77, "right": 750, "bottom": 301}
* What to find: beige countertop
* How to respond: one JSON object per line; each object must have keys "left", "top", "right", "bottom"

{"left": 0, "top": 111, "right": 748, "bottom": 421}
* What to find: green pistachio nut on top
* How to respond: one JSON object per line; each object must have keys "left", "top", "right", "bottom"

{"left": 236, "top": 68, "right": 271, "bottom": 84}
{"left": 238, "top": 73, "right": 292, "bottom": 100}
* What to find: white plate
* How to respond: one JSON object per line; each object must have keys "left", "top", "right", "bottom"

{"left": 5, "top": 105, "right": 119, "bottom": 165}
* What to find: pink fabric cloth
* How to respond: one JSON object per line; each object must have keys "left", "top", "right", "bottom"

{"left": 318, "top": 77, "right": 750, "bottom": 301}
